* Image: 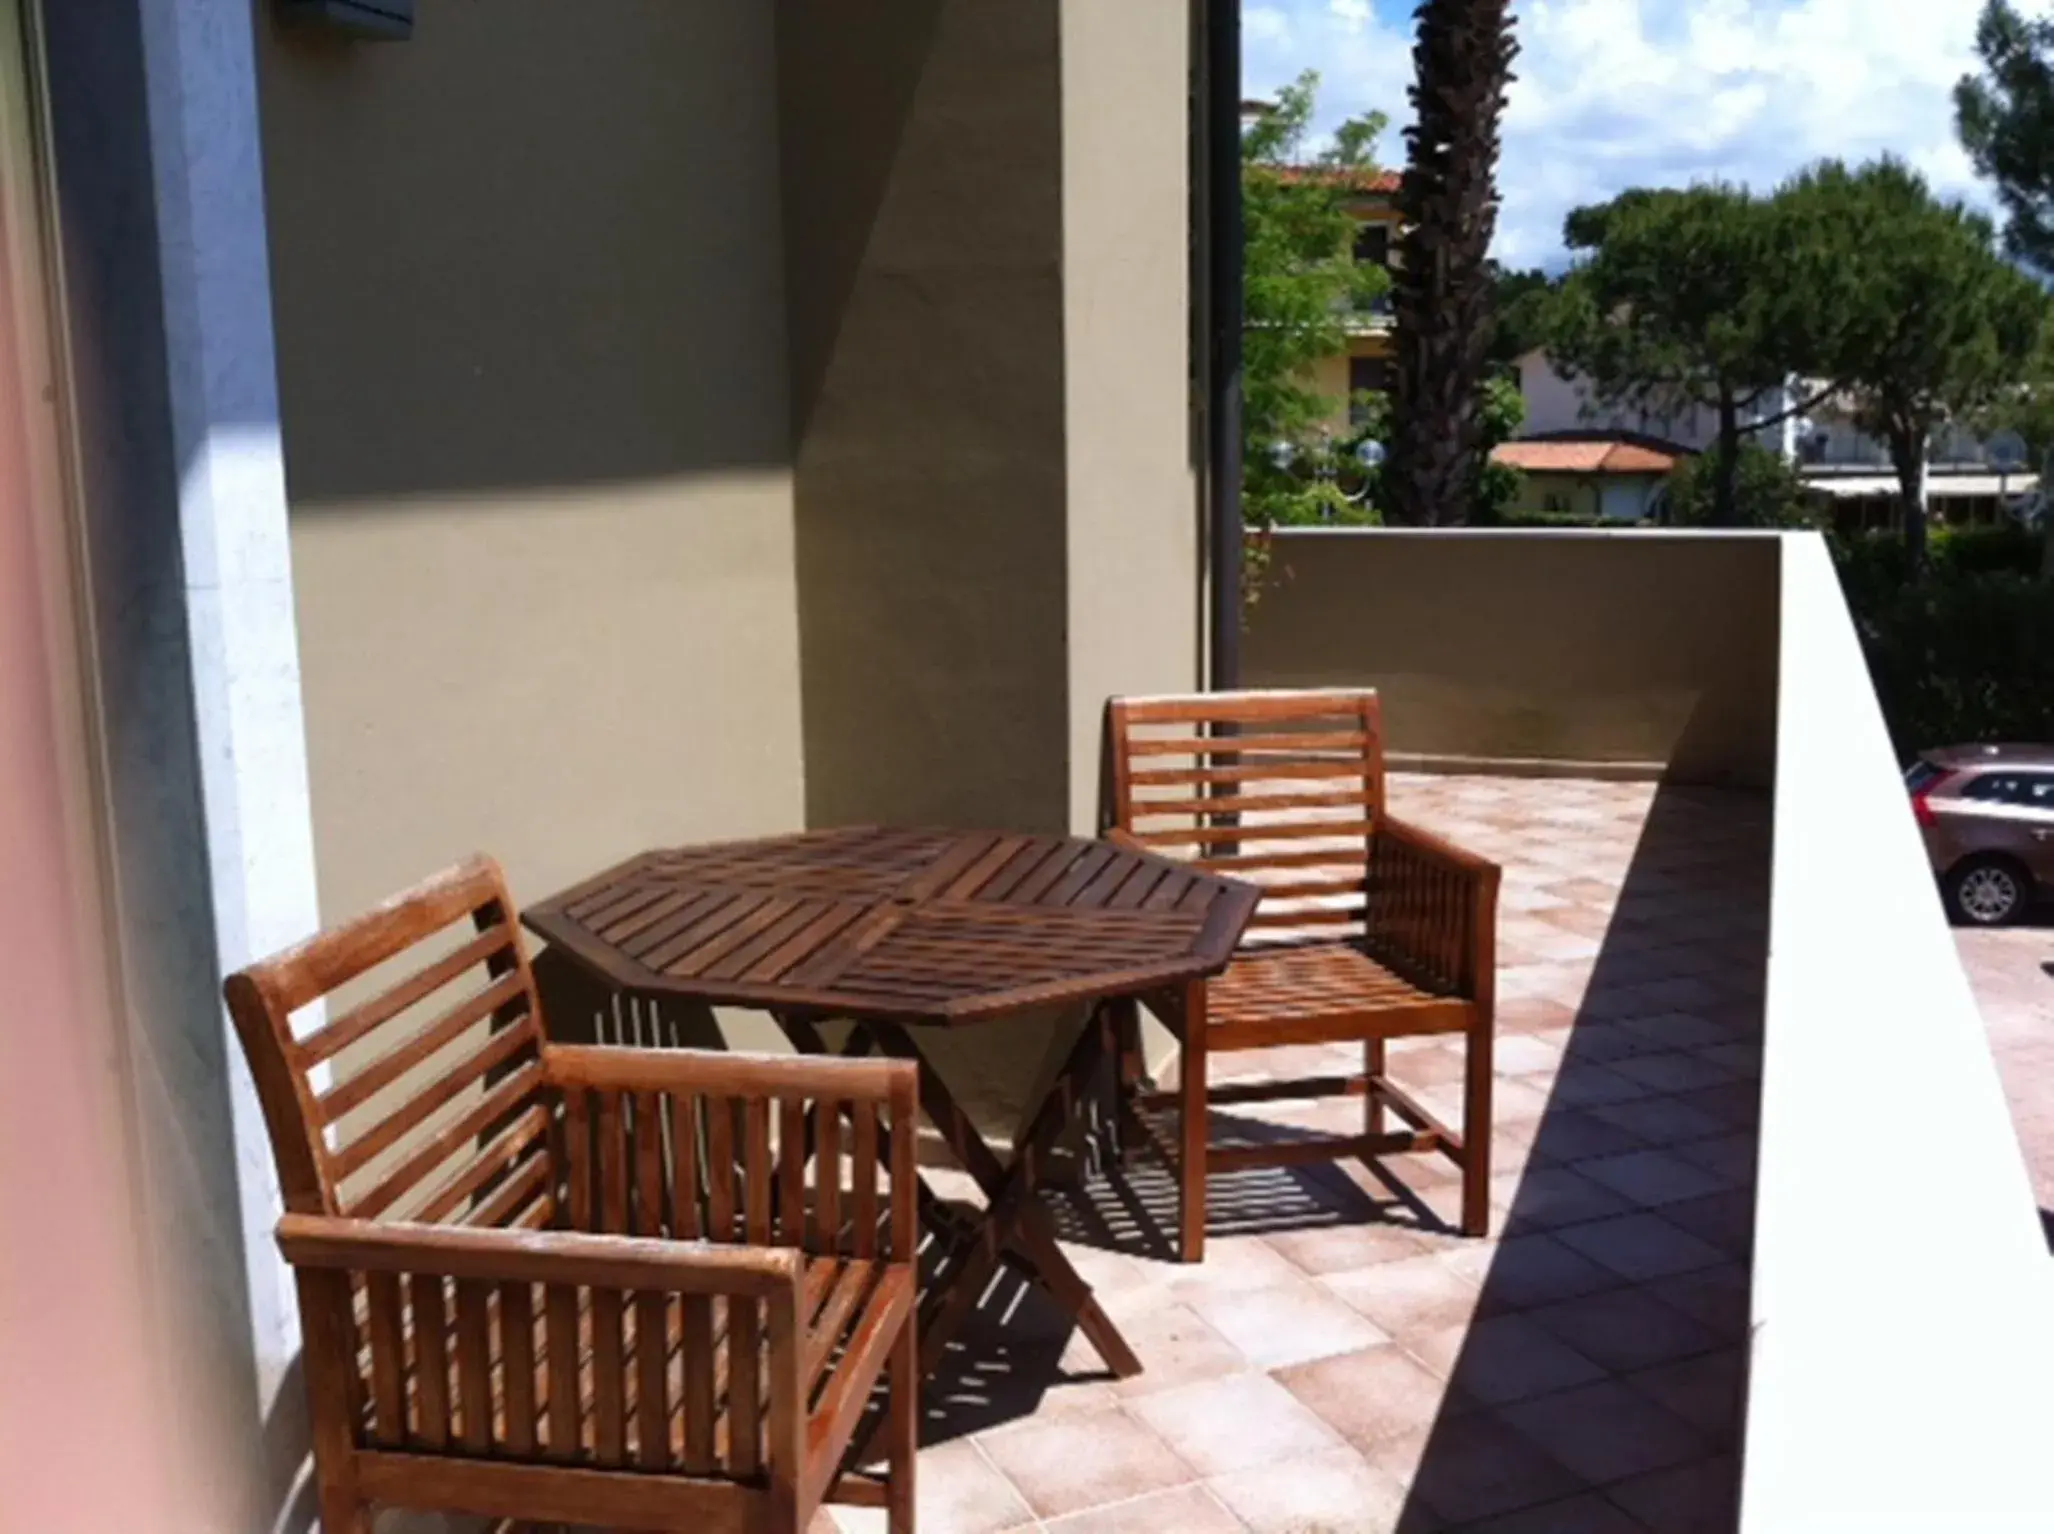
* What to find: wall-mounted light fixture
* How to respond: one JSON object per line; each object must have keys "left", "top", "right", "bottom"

{"left": 280, "top": 0, "right": 414, "bottom": 40}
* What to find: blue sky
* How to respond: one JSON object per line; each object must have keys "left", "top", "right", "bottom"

{"left": 1243, "top": 0, "right": 2023, "bottom": 269}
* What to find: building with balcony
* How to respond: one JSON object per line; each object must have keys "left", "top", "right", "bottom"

{"left": 1270, "top": 163, "right": 1403, "bottom": 428}
{"left": 8, "top": 4, "right": 2054, "bottom": 1533}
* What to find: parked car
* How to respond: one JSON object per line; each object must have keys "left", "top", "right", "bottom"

{"left": 1906, "top": 745, "right": 2054, "bottom": 926}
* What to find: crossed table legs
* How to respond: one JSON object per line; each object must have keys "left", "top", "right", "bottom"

{"left": 776, "top": 1004, "right": 1145, "bottom": 1382}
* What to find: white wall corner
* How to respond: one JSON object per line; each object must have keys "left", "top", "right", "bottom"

{"left": 137, "top": 0, "right": 322, "bottom": 1411}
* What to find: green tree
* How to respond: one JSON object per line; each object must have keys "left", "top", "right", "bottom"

{"left": 1664, "top": 443, "right": 1814, "bottom": 529}
{"left": 1386, "top": 0, "right": 1519, "bottom": 527}
{"left": 1542, "top": 182, "right": 1843, "bottom": 528}
{"left": 1964, "top": 329, "right": 2054, "bottom": 576}
{"left": 1957, "top": 0, "right": 2054, "bottom": 276}
{"left": 1348, "top": 372, "right": 1525, "bottom": 523}
{"left": 1486, "top": 262, "right": 1554, "bottom": 369}
{"left": 1240, "top": 72, "right": 1392, "bottom": 535}
{"left": 1797, "top": 157, "right": 2049, "bottom": 570}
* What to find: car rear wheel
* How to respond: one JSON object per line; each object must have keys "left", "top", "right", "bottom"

{"left": 1945, "top": 856, "right": 2032, "bottom": 927}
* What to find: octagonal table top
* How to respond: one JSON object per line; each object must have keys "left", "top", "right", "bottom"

{"left": 522, "top": 826, "right": 1259, "bottom": 1024}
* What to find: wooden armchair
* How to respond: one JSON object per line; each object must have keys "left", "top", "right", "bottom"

{"left": 1101, "top": 689, "right": 1501, "bottom": 1259}
{"left": 224, "top": 856, "right": 918, "bottom": 1534}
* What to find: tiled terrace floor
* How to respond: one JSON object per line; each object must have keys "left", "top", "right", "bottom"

{"left": 825, "top": 774, "right": 1771, "bottom": 1534}
{"left": 1960, "top": 922, "right": 2054, "bottom": 1229}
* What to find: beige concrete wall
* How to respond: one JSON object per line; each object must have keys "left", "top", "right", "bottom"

{"left": 1061, "top": 0, "right": 1201, "bottom": 833}
{"left": 776, "top": 0, "right": 1201, "bottom": 1127}
{"left": 777, "top": 0, "right": 1072, "bottom": 835}
{"left": 255, "top": 2, "right": 806, "bottom": 922}
{"left": 1245, "top": 530, "right": 1781, "bottom": 786}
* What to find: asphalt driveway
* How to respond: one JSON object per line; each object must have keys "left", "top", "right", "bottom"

{"left": 1959, "top": 921, "right": 2054, "bottom": 1235}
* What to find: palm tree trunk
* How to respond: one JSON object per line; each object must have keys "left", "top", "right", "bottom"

{"left": 1387, "top": 0, "right": 1519, "bottom": 527}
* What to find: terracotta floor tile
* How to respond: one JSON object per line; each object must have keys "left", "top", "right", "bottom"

{"left": 1279, "top": 1342, "right": 1466, "bottom": 1446}
{"left": 1492, "top": 1167, "right": 1634, "bottom": 1232}
{"left": 1099, "top": 1301, "right": 1250, "bottom": 1399}
{"left": 1602, "top": 1455, "right": 1740, "bottom": 1533}
{"left": 1498, "top": 999, "right": 1579, "bottom": 1034}
{"left": 1039, "top": 1483, "right": 1244, "bottom": 1534}
{"left": 1668, "top": 1132, "right": 1757, "bottom": 1183}
{"left": 1209, "top": 1444, "right": 1414, "bottom": 1534}
{"left": 1467, "top": 1231, "right": 1624, "bottom": 1314}
{"left": 1651, "top": 1191, "right": 1756, "bottom": 1259}
{"left": 1621, "top": 1349, "right": 1746, "bottom": 1445}
{"left": 1636, "top": 1264, "right": 1752, "bottom": 1341}
{"left": 1524, "top": 1110, "right": 1647, "bottom": 1164}
{"left": 1496, "top": 1379, "right": 1706, "bottom": 1485}
{"left": 1571, "top": 1149, "right": 1730, "bottom": 1209}
{"left": 1452, "top": 1491, "right": 1651, "bottom": 1533}
{"left": 1405, "top": 1312, "right": 1607, "bottom": 1407}
{"left": 1664, "top": 1083, "right": 1761, "bottom": 1133}
{"left": 1523, "top": 1285, "right": 1721, "bottom": 1374}
{"left": 1559, "top": 1024, "right": 1664, "bottom": 1064}
{"left": 1268, "top": 1218, "right": 1436, "bottom": 1277}
{"left": 1322, "top": 1251, "right": 1486, "bottom": 1340}
{"left": 838, "top": 1440, "right": 1036, "bottom": 1534}
{"left": 1695, "top": 1041, "right": 1763, "bottom": 1077}
{"left": 1493, "top": 1034, "right": 1567, "bottom": 1077}
{"left": 1367, "top": 1415, "right": 1584, "bottom": 1526}
{"left": 1164, "top": 1235, "right": 1306, "bottom": 1299}
{"left": 974, "top": 1407, "right": 1194, "bottom": 1520}
{"left": 1126, "top": 1369, "right": 1344, "bottom": 1476}
{"left": 1604, "top": 1051, "right": 1737, "bottom": 1095}
{"left": 1182, "top": 1274, "right": 1391, "bottom": 1370}
{"left": 1540, "top": 1064, "right": 1653, "bottom": 1110}
{"left": 1587, "top": 1096, "right": 1728, "bottom": 1145}
{"left": 1552, "top": 1212, "right": 1726, "bottom": 1282}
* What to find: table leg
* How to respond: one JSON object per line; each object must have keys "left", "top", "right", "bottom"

{"left": 867, "top": 1017, "right": 1143, "bottom": 1379}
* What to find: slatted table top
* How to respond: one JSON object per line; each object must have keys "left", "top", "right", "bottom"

{"left": 523, "top": 826, "right": 1259, "bottom": 1024}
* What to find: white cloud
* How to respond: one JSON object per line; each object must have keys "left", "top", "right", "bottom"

{"left": 1243, "top": 0, "right": 2031, "bottom": 268}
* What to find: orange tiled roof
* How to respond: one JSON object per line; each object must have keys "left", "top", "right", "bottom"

{"left": 1492, "top": 439, "right": 1682, "bottom": 475}
{"left": 1269, "top": 165, "right": 1402, "bottom": 195}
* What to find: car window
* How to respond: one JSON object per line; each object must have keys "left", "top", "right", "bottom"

{"left": 1905, "top": 761, "right": 1944, "bottom": 793}
{"left": 1961, "top": 774, "right": 2023, "bottom": 804}
{"left": 1960, "top": 772, "right": 2054, "bottom": 807}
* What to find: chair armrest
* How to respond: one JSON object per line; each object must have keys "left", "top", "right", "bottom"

{"left": 1104, "top": 827, "right": 1147, "bottom": 855}
{"left": 277, "top": 1212, "right": 802, "bottom": 1297}
{"left": 1367, "top": 817, "right": 1502, "bottom": 1000}
{"left": 543, "top": 1042, "right": 914, "bottom": 1110}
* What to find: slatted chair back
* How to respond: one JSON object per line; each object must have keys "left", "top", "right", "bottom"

{"left": 539, "top": 1046, "right": 920, "bottom": 1482}
{"left": 1103, "top": 689, "right": 1385, "bottom": 946}
{"left": 224, "top": 854, "right": 551, "bottom": 1227}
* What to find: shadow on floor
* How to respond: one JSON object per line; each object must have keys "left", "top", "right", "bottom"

{"left": 1390, "top": 784, "right": 1770, "bottom": 1532}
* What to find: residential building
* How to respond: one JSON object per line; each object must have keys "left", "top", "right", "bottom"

{"left": 1270, "top": 163, "right": 1402, "bottom": 428}
{"left": 1493, "top": 431, "right": 1691, "bottom": 522}
{"left": 1516, "top": 350, "right": 2031, "bottom": 525}
{"left": 7, "top": 4, "right": 2053, "bottom": 1534}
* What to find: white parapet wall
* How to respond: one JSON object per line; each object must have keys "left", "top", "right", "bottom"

{"left": 1742, "top": 534, "right": 2054, "bottom": 1532}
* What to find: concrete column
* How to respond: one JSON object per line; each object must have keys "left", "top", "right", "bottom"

{"left": 41, "top": 0, "right": 322, "bottom": 1526}
{"left": 136, "top": 0, "right": 322, "bottom": 1415}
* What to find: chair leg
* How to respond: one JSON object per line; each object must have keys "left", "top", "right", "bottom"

{"left": 1179, "top": 981, "right": 1208, "bottom": 1264}
{"left": 887, "top": 1312, "right": 917, "bottom": 1534}
{"left": 1364, "top": 1036, "right": 1386, "bottom": 1137}
{"left": 1460, "top": 1014, "right": 1494, "bottom": 1238}
{"left": 316, "top": 1488, "right": 369, "bottom": 1534}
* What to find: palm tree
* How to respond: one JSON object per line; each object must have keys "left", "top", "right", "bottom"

{"left": 1386, "top": 0, "right": 1519, "bottom": 526}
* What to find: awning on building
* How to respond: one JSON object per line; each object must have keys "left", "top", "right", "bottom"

{"left": 1804, "top": 473, "right": 2039, "bottom": 500}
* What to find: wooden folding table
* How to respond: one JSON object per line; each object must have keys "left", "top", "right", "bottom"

{"left": 523, "top": 826, "right": 1257, "bottom": 1379}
